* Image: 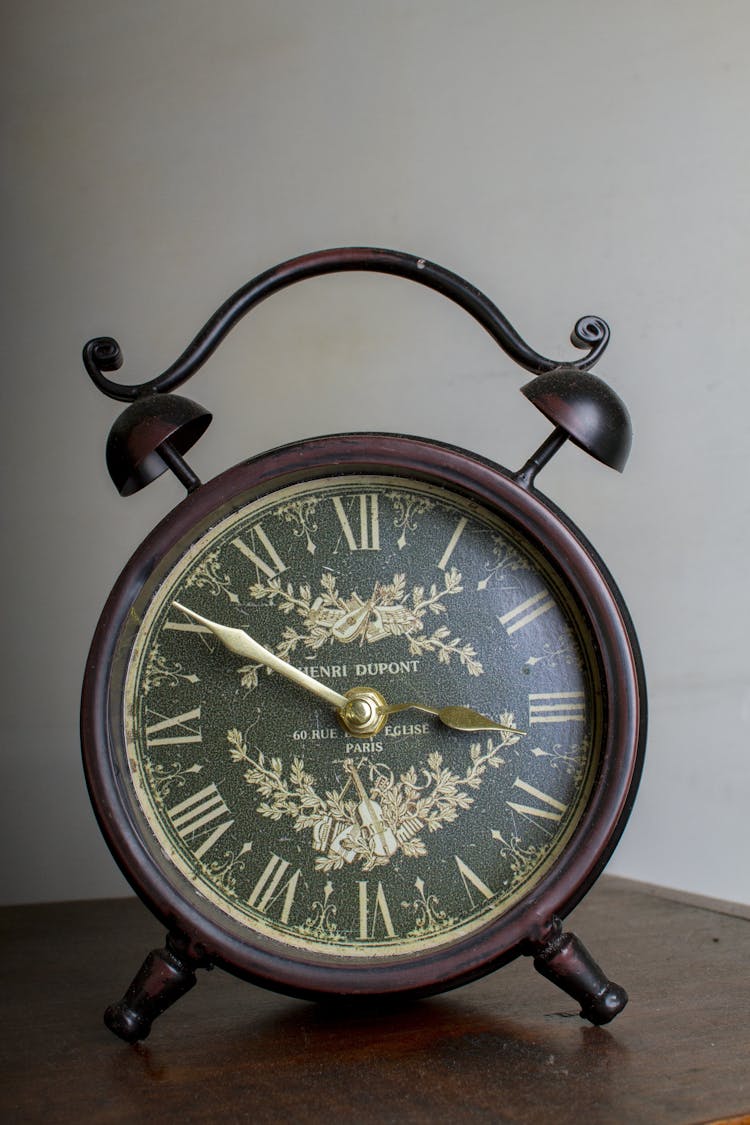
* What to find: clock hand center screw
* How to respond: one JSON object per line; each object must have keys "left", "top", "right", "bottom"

{"left": 339, "top": 687, "right": 389, "bottom": 737}
{"left": 348, "top": 699, "right": 372, "bottom": 724}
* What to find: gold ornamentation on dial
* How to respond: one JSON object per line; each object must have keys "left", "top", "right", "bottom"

{"left": 224, "top": 729, "right": 520, "bottom": 873}
{"left": 244, "top": 569, "right": 483, "bottom": 680}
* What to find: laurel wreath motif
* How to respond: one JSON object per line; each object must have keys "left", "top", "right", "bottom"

{"left": 236, "top": 568, "right": 482, "bottom": 691}
{"left": 226, "top": 722, "right": 520, "bottom": 872}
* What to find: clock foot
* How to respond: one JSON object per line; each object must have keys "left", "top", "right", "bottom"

{"left": 528, "top": 918, "right": 628, "bottom": 1025}
{"left": 104, "top": 932, "right": 209, "bottom": 1043}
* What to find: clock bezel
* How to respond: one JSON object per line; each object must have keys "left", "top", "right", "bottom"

{"left": 81, "top": 432, "right": 646, "bottom": 1000}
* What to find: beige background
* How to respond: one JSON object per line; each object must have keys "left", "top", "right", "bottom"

{"left": 1, "top": 0, "right": 748, "bottom": 905}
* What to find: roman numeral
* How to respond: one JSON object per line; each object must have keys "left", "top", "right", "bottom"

{"left": 145, "top": 707, "right": 202, "bottom": 747}
{"left": 455, "top": 855, "right": 493, "bottom": 906}
{"left": 506, "top": 777, "right": 567, "bottom": 823}
{"left": 437, "top": 517, "right": 467, "bottom": 571}
{"left": 332, "top": 494, "right": 380, "bottom": 551}
{"left": 357, "top": 879, "right": 396, "bottom": 939}
{"left": 167, "top": 782, "right": 234, "bottom": 859}
{"left": 499, "top": 590, "right": 555, "bottom": 635}
{"left": 248, "top": 854, "right": 301, "bottom": 923}
{"left": 231, "top": 523, "right": 287, "bottom": 580}
{"left": 528, "top": 692, "right": 585, "bottom": 724}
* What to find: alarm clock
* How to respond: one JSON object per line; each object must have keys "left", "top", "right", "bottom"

{"left": 81, "top": 248, "right": 645, "bottom": 1042}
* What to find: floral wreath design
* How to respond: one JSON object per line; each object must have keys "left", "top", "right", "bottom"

{"left": 226, "top": 721, "right": 521, "bottom": 872}
{"left": 237, "top": 568, "right": 482, "bottom": 691}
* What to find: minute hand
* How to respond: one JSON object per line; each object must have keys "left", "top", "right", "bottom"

{"left": 172, "top": 603, "right": 348, "bottom": 709}
{"left": 173, "top": 603, "right": 523, "bottom": 735}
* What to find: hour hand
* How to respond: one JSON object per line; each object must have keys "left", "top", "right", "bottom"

{"left": 172, "top": 603, "right": 348, "bottom": 710}
{"left": 386, "top": 701, "right": 525, "bottom": 735}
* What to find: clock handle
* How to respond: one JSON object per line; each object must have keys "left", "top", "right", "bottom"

{"left": 527, "top": 917, "right": 628, "bottom": 1025}
{"left": 83, "top": 246, "right": 610, "bottom": 403}
{"left": 103, "top": 931, "right": 211, "bottom": 1043}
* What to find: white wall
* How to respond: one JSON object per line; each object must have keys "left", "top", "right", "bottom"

{"left": 2, "top": 0, "right": 748, "bottom": 906}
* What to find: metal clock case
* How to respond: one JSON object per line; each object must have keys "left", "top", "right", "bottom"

{"left": 81, "top": 248, "right": 646, "bottom": 1042}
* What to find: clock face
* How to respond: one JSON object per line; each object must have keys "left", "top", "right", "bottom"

{"left": 115, "top": 466, "right": 604, "bottom": 962}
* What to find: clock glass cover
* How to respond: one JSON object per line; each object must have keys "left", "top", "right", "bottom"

{"left": 117, "top": 470, "right": 603, "bottom": 961}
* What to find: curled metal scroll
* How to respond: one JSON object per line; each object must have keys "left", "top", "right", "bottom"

{"left": 83, "top": 247, "right": 610, "bottom": 403}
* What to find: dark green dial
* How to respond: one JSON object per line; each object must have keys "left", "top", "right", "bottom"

{"left": 123, "top": 473, "right": 601, "bottom": 957}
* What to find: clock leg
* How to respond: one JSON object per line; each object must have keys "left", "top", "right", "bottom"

{"left": 527, "top": 917, "right": 628, "bottom": 1025}
{"left": 104, "top": 931, "right": 210, "bottom": 1043}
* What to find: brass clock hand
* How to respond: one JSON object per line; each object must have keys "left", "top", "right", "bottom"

{"left": 339, "top": 686, "right": 524, "bottom": 737}
{"left": 172, "top": 603, "right": 348, "bottom": 710}
{"left": 384, "top": 702, "right": 525, "bottom": 735}
{"left": 173, "top": 604, "right": 524, "bottom": 738}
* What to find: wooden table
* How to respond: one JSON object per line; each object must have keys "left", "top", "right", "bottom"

{"left": 1, "top": 876, "right": 748, "bottom": 1124}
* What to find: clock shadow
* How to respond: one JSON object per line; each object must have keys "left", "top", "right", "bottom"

{"left": 116, "top": 991, "right": 631, "bottom": 1120}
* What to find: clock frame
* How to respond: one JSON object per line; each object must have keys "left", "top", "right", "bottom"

{"left": 81, "top": 248, "right": 646, "bottom": 1041}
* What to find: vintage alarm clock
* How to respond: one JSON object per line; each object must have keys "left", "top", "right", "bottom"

{"left": 81, "top": 248, "right": 646, "bottom": 1042}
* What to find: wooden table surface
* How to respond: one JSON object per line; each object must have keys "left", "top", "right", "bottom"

{"left": 1, "top": 876, "right": 748, "bottom": 1124}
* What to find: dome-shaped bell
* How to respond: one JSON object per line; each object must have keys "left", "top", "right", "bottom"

{"left": 106, "top": 393, "right": 212, "bottom": 496}
{"left": 521, "top": 367, "right": 632, "bottom": 472}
